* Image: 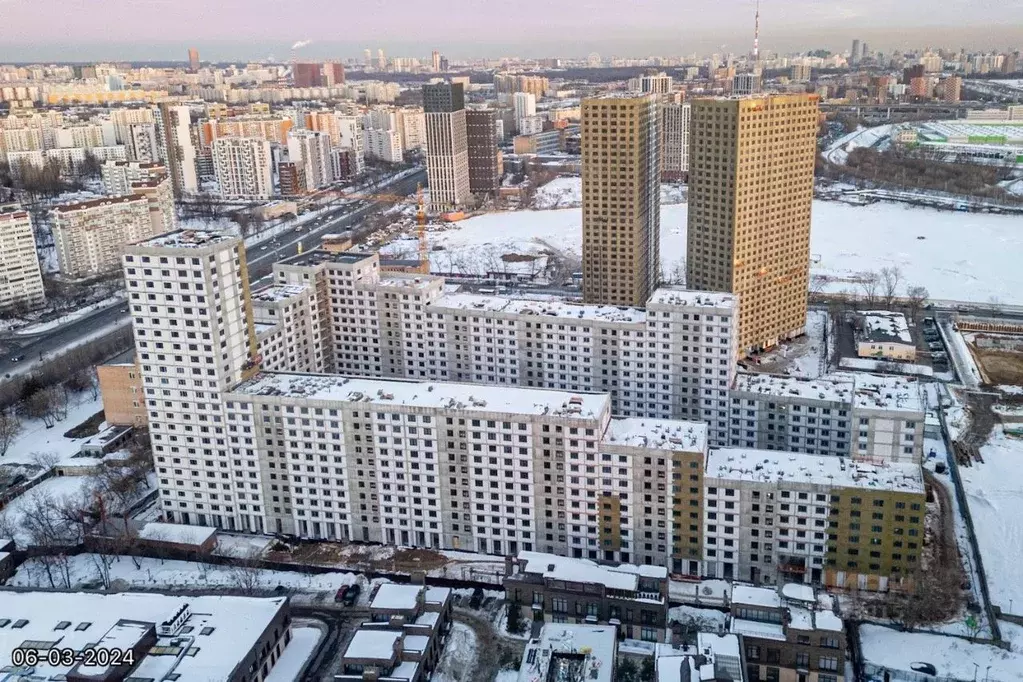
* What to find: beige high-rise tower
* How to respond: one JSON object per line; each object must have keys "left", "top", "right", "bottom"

{"left": 581, "top": 93, "right": 660, "bottom": 307}
{"left": 687, "top": 93, "right": 819, "bottom": 356}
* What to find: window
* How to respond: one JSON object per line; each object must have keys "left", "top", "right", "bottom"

{"left": 819, "top": 657, "right": 839, "bottom": 672}
{"left": 795, "top": 653, "right": 810, "bottom": 668}
{"left": 552, "top": 598, "right": 567, "bottom": 613}
{"left": 641, "top": 627, "right": 657, "bottom": 642}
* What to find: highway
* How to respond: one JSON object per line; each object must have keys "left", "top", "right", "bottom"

{"left": 0, "top": 168, "right": 426, "bottom": 378}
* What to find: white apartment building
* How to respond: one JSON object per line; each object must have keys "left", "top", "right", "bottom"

{"left": 124, "top": 231, "right": 262, "bottom": 532}
{"left": 287, "top": 129, "right": 334, "bottom": 189}
{"left": 518, "top": 115, "right": 545, "bottom": 135}
{"left": 252, "top": 283, "right": 328, "bottom": 374}
{"left": 401, "top": 107, "right": 426, "bottom": 150}
{"left": 1, "top": 126, "right": 44, "bottom": 155}
{"left": 53, "top": 195, "right": 157, "bottom": 278}
{"left": 5, "top": 145, "right": 127, "bottom": 178}
{"left": 124, "top": 122, "right": 160, "bottom": 162}
{"left": 425, "top": 109, "right": 471, "bottom": 209}
{"left": 155, "top": 103, "right": 199, "bottom": 196}
{"left": 101, "top": 159, "right": 168, "bottom": 196}
{"left": 0, "top": 208, "right": 46, "bottom": 310}
{"left": 336, "top": 115, "right": 365, "bottom": 176}
{"left": 661, "top": 102, "right": 690, "bottom": 179}
{"left": 513, "top": 92, "right": 537, "bottom": 126}
{"left": 212, "top": 137, "right": 274, "bottom": 200}
{"left": 270, "top": 249, "right": 738, "bottom": 444}
{"left": 129, "top": 175, "right": 177, "bottom": 237}
{"left": 53, "top": 122, "right": 116, "bottom": 149}
{"left": 364, "top": 127, "right": 403, "bottom": 163}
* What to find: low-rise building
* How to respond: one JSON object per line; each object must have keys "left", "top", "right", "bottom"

{"left": 0, "top": 591, "right": 293, "bottom": 682}
{"left": 656, "top": 633, "right": 745, "bottom": 682}
{"left": 518, "top": 624, "right": 618, "bottom": 682}
{"left": 0, "top": 206, "right": 46, "bottom": 310}
{"left": 505, "top": 550, "right": 669, "bottom": 642}
{"left": 855, "top": 311, "right": 916, "bottom": 361}
{"left": 337, "top": 583, "right": 452, "bottom": 682}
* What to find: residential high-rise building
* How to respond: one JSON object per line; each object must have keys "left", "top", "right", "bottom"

{"left": 791, "top": 64, "right": 813, "bottom": 81}
{"left": 187, "top": 47, "right": 200, "bottom": 73}
{"left": 335, "top": 115, "right": 365, "bottom": 176}
{"left": 731, "top": 72, "right": 760, "bottom": 95}
{"left": 660, "top": 102, "right": 690, "bottom": 181}
{"left": 513, "top": 91, "right": 536, "bottom": 131}
{"left": 580, "top": 93, "right": 660, "bottom": 307}
{"left": 363, "top": 49, "right": 372, "bottom": 66}
{"left": 910, "top": 76, "right": 934, "bottom": 99}
{"left": 687, "top": 94, "right": 819, "bottom": 356}
{"left": 850, "top": 39, "right": 861, "bottom": 65}
{"left": 128, "top": 175, "right": 176, "bottom": 237}
{"left": 155, "top": 102, "right": 198, "bottom": 197}
{"left": 0, "top": 206, "right": 46, "bottom": 310}
{"left": 203, "top": 115, "right": 293, "bottom": 145}
{"left": 212, "top": 137, "right": 274, "bottom": 200}
{"left": 52, "top": 195, "right": 158, "bottom": 278}
{"left": 639, "top": 72, "right": 673, "bottom": 94}
{"left": 940, "top": 76, "right": 962, "bottom": 102}
{"left": 423, "top": 82, "right": 471, "bottom": 209}
{"left": 277, "top": 160, "right": 308, "bottom": 196}
{"left": 432, "top": 50, "right": 441, "bottom": 71}
{"left": 101, "top": 160, "right": 168, "bottom": 196}
{"left": 493, "top": 74, "right": 548, "bottom": 97}
{"left": 123, "top": 123, "right": 159, "bottom": 162}
{"left": 465, "top": 109, "right": 500, "bottom": 199}
{"left": 363, "top": 128, "right": 403, "bottom": 163}
{"left": 293, "top": 62, "right": 322, "bottom": 88}
{"left": 287, "top": 129, "right": 334, "bottom": 189}
{"left": 323, "top": 61, "right": 345, "bottom": 86}
{"left": 377, "top": 49, "right": 386, "bottom": 70}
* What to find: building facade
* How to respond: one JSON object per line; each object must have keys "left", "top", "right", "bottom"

{"left": 465, "top": 109, "right": 500, "bottom": 199}
{"left": 661, "top": 102, "right": 690, "bottom": 181}
{"left": 581, "top": 93, "right": 660, "bottom": 307}
{"left": 287, "top": 129, "right": 334, "bottom": 189}
{"left": 423, "top": 83, "right": 471, "bottom": 209}
{"left": 212, "top": 137, "right": 274, "bottom": 200}
{"left": 53, "top": 195, "right": 157, "bottom": 278}
{"left": 156, "top": 102, "right": 198, "bottom": 197}
{"left": 687, "top": 94, "right": 819, "bottom": 356}
{"left": 364, "top": 128, "right": 404, "bottom": 163}
{"left": 0, "top": 207, "right": 46, "bottom": 310}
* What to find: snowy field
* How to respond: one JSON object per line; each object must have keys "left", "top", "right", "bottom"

{"left": 860, "top": 624, "right": 1023, "bottom": 681}
{"left": 0, "top": 476, "right": 97, "bottom": 546}
{"left": 393, "top": 187, "right": 1023, "bottom": 304}
{"left": 11, "top": 553, "right": 365, "bottom": 593}
{"left": 958, "top": 427, "right": 1023, "bottom": 613}
{"left": 1, "top": 394, "right": 104, "bottom": 466}
{"left": 433, "top": 622, "right": 478, "bottom": 682}
{"left": 532, "top": 177, "right": 686, "bottom": 209}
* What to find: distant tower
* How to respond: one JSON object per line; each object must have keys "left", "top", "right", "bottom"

{"left": 432, "top": 50, "right": 441, "bottom": 71}
{"left": 752, "top": 0, "right": 760, "bottom": 61}
{"left": 363, "top": 49, "right": 371, "bottom": 66}
{"left": 377, "top": 48, "right": 386, "bottom": 70}
{"left": 188, "top": 47, "right": 200, "bottom": 73}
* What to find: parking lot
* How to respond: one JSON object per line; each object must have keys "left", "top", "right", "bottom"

{"left": 832, "top": 307, "right": 949, "bottom": 374}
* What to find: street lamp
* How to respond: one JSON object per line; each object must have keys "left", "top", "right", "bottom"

{"left": 985, "top": 665, "right": 992, "bottom": 682}
{"left": 973, "top": 663, "right": 979, "bottom": 682}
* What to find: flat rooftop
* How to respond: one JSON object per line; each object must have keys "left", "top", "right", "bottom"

{"left": 277, "top": 248, "right": 375, "bottom": 268}
{"left": 344, "top": 629, "right": 400, "bottom": 661}
{"left": 518, "top": 624, "right": 618, "bottom": 682}
{"left": 515, "top": 550, "right": 666, "bottom": 592}
{"left": 0, "top": 591, "right": 286, "bottom": 681}
{"left": 646, "top": 287, "right": 737, "bottom": 309}
{"left": 252, "top": 283, "right": 309, "bottom": 303}
{"left": 135, "top": 229, "right": 236, "bottom": 249}
{"left": 431, "top": 292, "right": 647, "bottom": 323}
{"left": 841, "top": 372, "right": 925, "bottom": 413}
{"left": 605, "top": 418, "right": 707, "bottom": 453}
{"left": 229, "top": 372, "right": 610, "bottom": 420}
{"left": 705, "top": 447, "right": 924, "bottom": 493}
{"left": 732, "top": 372, "right": 856, "bottom": 403}
{"left": 859, "top": 310, "right": 913, "bottom": 345}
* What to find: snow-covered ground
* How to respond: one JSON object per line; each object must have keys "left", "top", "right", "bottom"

{"left": 265, "top": 624, "right": 323, "bottom": 682}
{"left": 669, "top": 578, "right": 731, "bottom": 606}
{"left": 0, "top": 475, "right": 98, "bottom": 546}
{"left": 823, "top": 124, "right": 893, "bottom": 165}
{"left": 959, "top": 427, "right": 1023, "bottom": 614}
{"left": 10, "top": 553, "right": 364, "bottom": 593}
{"left": 214, "top": 532, "right": 275, "bottom": 558}
{"left": 432, "top": 622, "right": 477, "bottom": 682}
{"left": 387, "top": 194, "right": 1023, "bottom": 304}
{"left": 860, "top": 624, "right": 1023, "bottom": 681}
{"left": 1, "top": 394, "right": 103, "bottom": 466}
{"left": 532, "top": 178, "right": 686, "bottom": 209}
{"left": 13, "top": 294, "right": 125, "bottom": 335}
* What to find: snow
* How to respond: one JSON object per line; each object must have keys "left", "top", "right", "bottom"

{"left": 0, "top": 475, "right": 99, "bottom": 546}
{"left": 823, "top": 124, "right": 893, "bottom": 165}
{"left": 265, "top": 625, "right": 323, "bottom": 682}
{"left": 838, "top": 357, "right": 934, "bottom": 377}
{"left": 231, "top": 372, "right": 609, "bottom": 420}
{"left": 730, "top": 618, "right": 786, "bottom": 641}
{"left": 940, "top": 320, "right": 983, "bottom": 387}
{"left": 860, "top": 624, "right": 1023, "bottom": 681}
{"left": 214, "top": 532, "right": 274, "bottom": 558}
{"left": 959, "top": 427, "right": 1023, "bottom": 613}
{"left": 781, "top": 583, "right": 816, "bottom": 603}
{"left": 345, "top": 629, "right": 401, "bottom": 660}
{"left": 515, "top": 551, "right": 664, "bottom": 592}
{"left": 434, "top": 622, "right": 477, "bottom": 682}
{"left": 519, "top": 625, "right": 616, "bottom": 682}
{"left": 532, "top": 178, "right": 685, "bottom": 209}
{"left": 371, "top": 583, "right": 423, "bottom": 610}
{"left": 13, "top": 294, "right": 124, "bottom": 335}
{"left": 10, "top": 553, "right": 362, "bottom": 592}
{"left": 707, "top": 447, "right": 923, "bottom": 490}
{"left": 669, "top": 579, "right": 731, "bottom": 606}
{"left": 732, "top": 585, "right": 782, "bottom": 608}
{"left": 606, "top": 418, "right": 707, "bottom": 452}
{"left": 394, "top": 198, "right": 1023, "bottom": 304}
{"left": 667, "top": 604, "right": 728, "bottom": 632}
{"left": 0, "top": 393, "right": 104, "bottom": 466}
{"left": 138, "top": 521, "right": 216, "bottom": 546}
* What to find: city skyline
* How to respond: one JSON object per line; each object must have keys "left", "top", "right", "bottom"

{"left": 1, "top": 0, "right": 1021, "bottom": 62}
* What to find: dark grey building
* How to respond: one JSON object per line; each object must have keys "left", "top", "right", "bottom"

{"left": 422, "top": 82, "right": 465, "bottom": 113}
{"left": 465, "top": 109, "right": 500, "bottom": 198}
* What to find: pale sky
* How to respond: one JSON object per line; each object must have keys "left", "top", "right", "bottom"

{"left": 1, "top": 0, "right": 1021, "bottom": 61}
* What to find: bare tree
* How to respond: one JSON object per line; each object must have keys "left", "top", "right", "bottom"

{"left": 661, "top": 258, "right": 686, "bottom": 286}
{"left": 879, "top": 266, "right": 903, "bottom": 308}
{"left": 44, "top": 385, "right": 68, "bottom": 422}
{"left": 809, "top": 273, "right": 830, "bottom": 302}
{"left": 906, "top": 285, "right": 930, "bottom": 322}
{"left": 0, "top": 411, "right": 22, "bottom": 457}
{"left": 230, "top": 549, "right": 265, "bottom": 595}
{"left": 24, "top": 390, "right": 55, "bottom": 428}
{"left": 858, "top": 271, "right": 880, "bottom": 306}
{"left": 29, "top": 450, "right": 61, "bottom": 472}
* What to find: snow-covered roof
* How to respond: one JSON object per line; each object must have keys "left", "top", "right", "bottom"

{"left": 387, "top": 660, "right": 421, "bottom": 682}
{"left": 371, "top": 584, "right": 423, "bottom": 611}
{"left": 230, "top": 372, "right": 609, "bottom": 420}
{"left": 430, "top": 292, "right": 647, "bottom": 324}
{"left": 655, "top": 634, "right": 743, "bottom": 682}
{"left": 425, "top": 586, "right": 451, "bottom": 605}
{"left": 403, "top": 634, "right": 430, "bottom": 652}
{"left": 859, "top": 310, "right": 913, "bottom": 345}
{"left": 731, "top": 585, "right": 782, "bottom": 609}
{"left": 732, "top": 372, "right": 855, "bottom": 403}
{"left": 0, "top": 592, "right": 286, "bottom": 681}
{"left": 814, "top": 610, "right": 844, "bottom": 632}
{"left": 646, "top": 287, "right": 737, "bottom": 309}
{"left": 138, "top": 521, "right": 217, "bottom": 546}
{"left": 605, "top": 418, "right": 707, "bottom": 452}
{"left": 345, "top": 629, "right": 401, "bottom": 661}
{"left": 705, "top": 448, "right": 924, "bottom": 493}
{"left": 252, "top": 283, "right": 309, "bottom": 303}
{"left": 518, "top": 624, "right": 617, "bottom": 682}
{"left": 377, "top": 275, "right": 440, "bottom": 290}
{"left": 137, "top": 229, "right": 235, "bottom": 249}
{"left": 781, "top": 583, "right": 815, "bottom": 603}
{"left": 515, "top": 551, "right": 665, "bottom": 592}
{"left": 730, "top": 618, "right": 786, "bottom": 641}
{"left": 840, "top": 372, "right": 925, "bottom": 414}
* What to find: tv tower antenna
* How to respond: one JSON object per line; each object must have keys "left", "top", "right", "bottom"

{"left": 753, "top": 0, "right": 761, "bottom": 61}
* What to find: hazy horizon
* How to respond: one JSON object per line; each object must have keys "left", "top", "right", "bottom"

{"left": 1, "top": 0, "right": 1021, "bottom": 63}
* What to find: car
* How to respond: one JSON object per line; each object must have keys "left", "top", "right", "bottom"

{"left": 9, "top": 355, "right": 23, "bottom": 363}
{"left": 121, "top": 307, "right": 129, "bottom": 313}
{"left": 342, "top": 583, "right": 361, "bottom": 606}
{"left": 260, "top": 245, "right": 269, "bottom": 250}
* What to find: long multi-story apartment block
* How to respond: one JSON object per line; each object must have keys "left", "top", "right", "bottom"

{"left": 287, "top": 129, "right": 334, "bottom": 189}
{"left": 101, "top": 159, "right": 168, "bottom": 196}
{"left": 53, "top": 195, "right": 160, "bottom": 278}
{"left": 661, "top": 102, "right": 690, "bottom": 181}
{"left": 728, "top": 373, "right": 925, "bottom": 464}
{"left": 0, "top": 206, "right": 46, "bottom": 310}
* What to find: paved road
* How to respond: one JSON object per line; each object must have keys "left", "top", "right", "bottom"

{"left": 0, "top": 169, "right": 426, "bottom": 378}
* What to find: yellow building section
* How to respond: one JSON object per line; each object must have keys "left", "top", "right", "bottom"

{"left": 598, "top": 495, "right": 622, "bottom": 551}
{"left": 824, "top": 486, "right": 926, "bottom": 592}
{"left": 236, "top": 244, "right": 263, "bottom": 380}
{"left": 671, "top": 451, "right": 704, "bottom": 575}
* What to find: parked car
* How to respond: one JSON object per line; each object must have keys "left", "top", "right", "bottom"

{"left": 9, "top": 355, "right": 23, "bottom": 363}
{"left": 342, "top": 583, "right": 361, "bottom": 606}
